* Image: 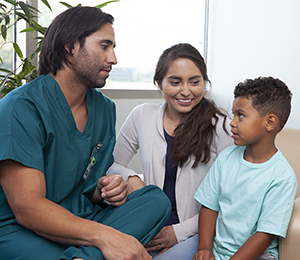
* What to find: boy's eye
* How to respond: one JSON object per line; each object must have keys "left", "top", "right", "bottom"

{"left": 238, "top": 113, "right": 244, "bottom": 119}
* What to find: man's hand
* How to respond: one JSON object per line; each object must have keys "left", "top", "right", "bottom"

{"left": 92, "top": 175, "right": 128, "bottom": 206}
{"left": 98, "top": 226, "right": 152, "bottom": 260}
{"left": 146, "top": 226, "right": 178, "bottom": 256}
{"left": 0, "top": 160, "right": 149, "bottom": 259}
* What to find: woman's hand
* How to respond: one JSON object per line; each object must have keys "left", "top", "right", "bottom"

{"left": 145, "top": 226, "right": 178, "bottom": 256}
{"left": 127, "top": 175, "right": 145, "bottom": 194}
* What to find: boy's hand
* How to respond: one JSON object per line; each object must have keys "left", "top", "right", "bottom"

{"left": 193, "top": 248, "right": 215, "bottom": 260}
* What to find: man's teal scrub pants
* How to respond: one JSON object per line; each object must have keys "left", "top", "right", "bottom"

{"left": 0, "top": 185, "right": 171, "bottom": 260}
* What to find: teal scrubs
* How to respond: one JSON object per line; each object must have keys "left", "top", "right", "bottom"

{"left": 0, "top": 75, "right": 171, "bottom": 259}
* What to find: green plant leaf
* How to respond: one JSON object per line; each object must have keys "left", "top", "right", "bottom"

{"left": 0, "top": 68, "right": 12, "bottom": 74}
{"left": 18, "top": 1, "right": 32, "bottom": 21}
{"left": 1, "top": 25, "right": 7, "bottom": 41}
{"left": 31, "top": 20, "right": 47, "bottom": 34}
{"left": 2, "top": 13, "right": 10, "bottom": 24}
{"left": 25, "top": 4, "right": 41, "bottom": 17}
{"left": 3, "top": 0, "right": 17, "bottom": 6}
{"left": 15, "top": 12, "right": 31, "bottom": 24}
{"left": 30, "top": 45, "right": 41, "bottom": 61}
{"left": 20, "top": 27, "right": 36, "bottom": 33}
{"left": 34, "top": 36, "right": 44, "bottom": 40}
{"left": 16, "top": 75, "right": 23, "bottom": 86}
{"left": 20, "top": 23, "right": 46, "bottom": 35}
{"left": 1, "top": 85, "right": 17, "bottom": 96}
{"left": 96, "top": 0, "right": 120, "bottom": 9}
{"left": 0, "top": 4, "right": 7, "bottom": 12}
{"left": 0, "top": 74, "right": 10, "bottom": 93}
{"left": 13, "top": 43, "right": 24, "bottom": 59}
{"left": 59, "top": 2, "right": 73, "bottom": 8}
{"left": 40, "top": 0, "right": 52, "bottom": 11}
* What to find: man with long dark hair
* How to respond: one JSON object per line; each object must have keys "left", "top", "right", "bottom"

{"left": 0, "top": 6, "right": 170, "bottom": 260}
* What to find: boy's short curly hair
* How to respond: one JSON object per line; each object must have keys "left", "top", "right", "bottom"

{"left": 234, "top": 76, "right": 292, "bottom": 131}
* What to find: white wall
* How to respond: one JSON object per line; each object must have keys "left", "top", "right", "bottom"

{"left": 207, "top": 0, "right": 300, "bottom": 129}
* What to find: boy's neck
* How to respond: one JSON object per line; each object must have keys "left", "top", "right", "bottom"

{"left": 244, "top": 141, "right": 278, "bottom": 164}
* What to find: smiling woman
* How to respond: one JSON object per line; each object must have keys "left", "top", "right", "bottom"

{"left": 159, "top": 58, "right": 205, "bottom": 124}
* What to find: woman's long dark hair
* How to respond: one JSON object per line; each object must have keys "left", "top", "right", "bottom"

{"left": 154, "top": 43, "right": 229, "bottom": 168}
{"left": 173, "top": 97, "right": 228, "bottom": 168}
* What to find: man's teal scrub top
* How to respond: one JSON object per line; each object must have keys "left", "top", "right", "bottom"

{"left": 0, "top": 74, "right": 116, "bottom": 237}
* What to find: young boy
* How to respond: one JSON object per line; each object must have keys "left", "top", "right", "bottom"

{"left": 193, "top": 76, "right": 297, "bottom": 260}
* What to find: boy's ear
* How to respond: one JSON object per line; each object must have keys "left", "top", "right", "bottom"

{"left": 265, "top": 114, "right": 278, "bottom": 132}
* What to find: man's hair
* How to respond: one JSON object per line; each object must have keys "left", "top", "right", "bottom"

{"left": 38, "top": 6, "right": 114, "bottom": 76}
{"left": 234, "top": 76, "right": 292, "bottom": 131}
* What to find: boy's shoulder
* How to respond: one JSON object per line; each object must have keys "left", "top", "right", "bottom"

{"left": 217, "top": 145, "right": 244, "bottom": 161}
{"left": 272, "top": 150, "right": 296, "bottom": 181}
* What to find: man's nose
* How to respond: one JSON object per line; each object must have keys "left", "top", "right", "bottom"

{"left": 108, "top": 49, "right": 117, "bottom": 65}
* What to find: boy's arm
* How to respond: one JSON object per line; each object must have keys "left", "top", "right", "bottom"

{"left": 230, "top": 232, "right": 275, "bottom": 260}
{"left": 193, "top": 206, "right": 218, "bottom": 260}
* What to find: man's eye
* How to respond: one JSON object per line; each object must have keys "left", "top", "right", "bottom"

{"left": 102, "top": 45, "right": 108, "bottom": 50}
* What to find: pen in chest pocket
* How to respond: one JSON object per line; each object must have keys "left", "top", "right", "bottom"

{"left": 83, "top": 142, "right": 102, "bottom": 180}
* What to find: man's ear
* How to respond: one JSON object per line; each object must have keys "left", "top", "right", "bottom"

{"left": 265, "top": 114, "right": 278, "bottom": 132}
{"left": 64, "top": 44, "right": 72, "bottom": 55}
{"left": 64, "top": 41, "right": 78, "bottom": 55}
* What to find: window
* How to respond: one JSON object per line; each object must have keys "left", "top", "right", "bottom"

{"left": 24, "top": 0, "right": 207, "bottom": 90}
{"left": 103, "top": 0, "right": 206, "bottom": 90}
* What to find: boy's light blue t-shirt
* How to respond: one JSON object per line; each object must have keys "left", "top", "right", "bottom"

{"left": 194, "top": 145, "right": 297, "bottom": 260}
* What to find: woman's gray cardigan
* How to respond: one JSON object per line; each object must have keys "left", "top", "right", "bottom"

{"left": 107, "top": 102, "right": 233, "bottom": 243}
